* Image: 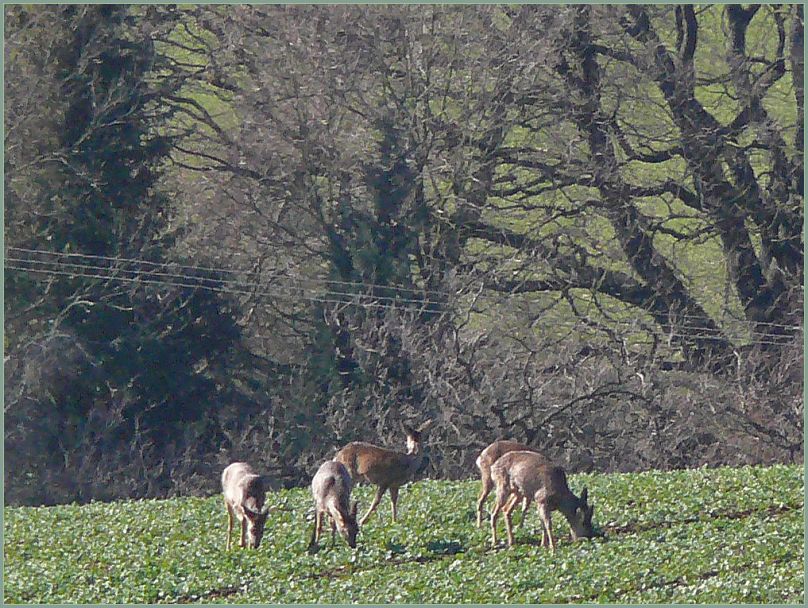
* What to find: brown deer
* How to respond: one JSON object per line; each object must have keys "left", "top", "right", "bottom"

{"left": 221, "top": 462, "right": 269, "bottom": 550}
{"left": 334, "top": 420, "right": 432, "bottom": 525}
{"left": 490, "top": 451, "right": 594, "bottom": 551}
{"left": 309, "top": 460, "right": 359, "bottom": 549}
{"left": 475, "top": 440, "right": 548, "bottom": 527}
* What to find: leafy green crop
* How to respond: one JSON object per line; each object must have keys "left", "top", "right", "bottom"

{"left": 4, "top": 464, "right": 803, "bottom": 603}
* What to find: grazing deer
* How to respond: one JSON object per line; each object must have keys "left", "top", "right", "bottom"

{"left": 309, "top": 460, "right": 359, "bottom": 549}
{"left": 222, "top": 462, "right": 269, "bottom": 550}
{"left": 475, "top": 440, "right": 547, "bottom": 527}
{"left": 334, "top": 419, "right": 432, "bottom": 525}
{"left": 490, "top": 451, "right": 594, "bottom": 551}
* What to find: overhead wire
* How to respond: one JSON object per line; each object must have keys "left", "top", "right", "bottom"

{"left": 4, "top": 262, "right": 451, "bottom": 314}
{"left": 7, "top": 245, "right": 802, "bottom": 331}
{"left": 6, "top": 246, "right": 456, "bottom": 300}
{"left": 6, "top": 262, "right": 797, "bottom": 346}
{"left": 6, "top": 255, "right": 451, "bottom": 310}
{"left": 7, "top": 252, "right": 800, "bottom": 334}
{"left": 6, "top": 247, "right": 802, "bottom": 346}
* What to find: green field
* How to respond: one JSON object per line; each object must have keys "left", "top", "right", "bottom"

{"left": 4, "top": 464, "right": 804, "bottom": 604}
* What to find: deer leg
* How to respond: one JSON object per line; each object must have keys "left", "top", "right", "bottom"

{"left": 359, "top": 485, "right": 387, "bottom": 526}
{"left": 240, "top": 513, "right": 247, "bottom": 548}
{"left": 308, "top": 511, "right": 321, "bottom": 550}
{"left": 538, "top": 503, "right": 549, "bottom": 547}
{"left": 318, "top": 510, "right": 326, "bottom": 543}
{"left": 503, "top": 493, "right": 520, "bottom": 547}
{"left": 313, "top": 510, "right": 323, "bottom": 545}
{"left": 538, "top": 502, "right": 555, "bottom": 553}
{"left": 515, "top": 495, "right": 532, "bottom": 529}
{"left": 389, "top": 486, "right": 399, "bottom": 522}
{"left": 477, "top": 472, "right": 493, "bottom": 528}
{"left": 225, "top": 501, "right": 234, "bottom": 551}
{"left": 490, "top": 490, "right": 510, "bottom": 547}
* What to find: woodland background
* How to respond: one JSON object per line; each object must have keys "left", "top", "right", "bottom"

{"left": 4, "top": 4, "right": 803, "bottom": 506}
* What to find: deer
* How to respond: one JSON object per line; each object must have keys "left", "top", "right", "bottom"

{"left": 309, "top": 460, "right": 359, "bottom": 550}
{"left": 334, "top": 419, "right": 432, "bottom": 525}
{"left": 475, "top": 439, "right": 548, "bottom": 528}
{"left": 490, "top": 451, "right": 595, "bottom": 551}
{"left": 221, "top": 462, "right": 269, "bottom": 550}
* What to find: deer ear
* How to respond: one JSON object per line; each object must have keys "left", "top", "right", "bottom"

{"left": 243, "top": 506, "right": 258, "bottom": 520}
{"left": 580, "top": 487, "right": 588, "bottom": 506}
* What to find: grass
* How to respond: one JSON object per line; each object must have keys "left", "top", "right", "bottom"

{"left": 3, "top": 463, "right": 804, "bottom": 603}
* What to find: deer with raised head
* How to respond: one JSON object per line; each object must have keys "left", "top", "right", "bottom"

{"left": 490, "top": 451, "right": 594, "bottom": 551}
{"left": 222, "top": 462, "right": 269, "bottom": 550}
{"left": 475, "top": 439, "right": 548, "bottom": 528}
{"left": 309, "top": 460, "right": 359, "bottom": 550}
{"left": 334, "top": 419, "right": 432, "bottom": 525}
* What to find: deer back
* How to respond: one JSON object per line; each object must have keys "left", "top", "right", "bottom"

{"left": 335, "top": 442, "right": 423, "bottom": 487}
{"left": 311, "top": 460, "right": 353, "bottom": 512}
{"left": 490, "top": 451, "right": 554, "bottom": 499}
{"left": 476, "top": 440, "right": 541, "bottom": 472}
{"left": 222, "top": 462, "right": 266, "bottom": 512}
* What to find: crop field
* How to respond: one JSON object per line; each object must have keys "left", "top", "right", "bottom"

{"left": 3, "top": 464, "right": 804, "bottom": 604}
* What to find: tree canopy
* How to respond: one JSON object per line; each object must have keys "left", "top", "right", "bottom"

{"left": 5, "top": 4, "right": 803, "bottom": 505}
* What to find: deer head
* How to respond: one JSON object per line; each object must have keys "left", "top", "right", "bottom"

{"left": 568, "top": 487, "right": 595, "bottom": 540}
{"left": 403, "top": 419, "right": 433, "bottom": 453}
{"left": 335, "top": 500, "right": 359, "bottom": 548}
{"left": 243, "top": 505, "right": 269, "bottom": 548}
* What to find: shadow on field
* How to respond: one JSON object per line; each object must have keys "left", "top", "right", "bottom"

{"left": 221, "top": 502, "right": 804, "bottom": 597}
{"left": 425, "top": 539, "right": 464, "bottom": 556}
{"left": 603, "top": 502, "right": 801, "bottom": 535}
{"left": 175, "top": 584, "right": 241, "bottom": 603}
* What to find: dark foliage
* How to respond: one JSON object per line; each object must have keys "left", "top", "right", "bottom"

{"left": 5, "top": 5, "right": 803, "bottom": 505}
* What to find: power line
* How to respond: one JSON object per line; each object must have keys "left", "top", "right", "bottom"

{"left": 6, "top": 259, "right": 800, "bottom": 346}
{"left": 8, "top": 245, "right": 801, "bottom": 331}
{"left": 4, "top": 264, "right": 454, "bottom": 316}
{"left": 32, "top": 253, "right": 766, "bottom": 337}
{"left": 0, "top": 255, "right": 736, "bottom": 333}
{"left": 6, "top": 246, "right": 457, "bottom": 300}
{"left": 5, "top": 256, "right": 454, "bottom": 310}
{"left": 7, "top": 253, "right": 801, "bottom": 339}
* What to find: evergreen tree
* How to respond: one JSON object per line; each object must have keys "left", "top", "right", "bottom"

{"left": 5, "top": 5, "right": 244, "bottom": 504}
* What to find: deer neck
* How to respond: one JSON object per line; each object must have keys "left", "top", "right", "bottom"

{"left": 406, "top": 444, "right": 424, "bottom": 473}
{"left": 327, "top": 499, "right": 347, "bottom": 523}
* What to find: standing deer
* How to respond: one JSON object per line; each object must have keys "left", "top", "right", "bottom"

{"left": 334, "top": 420, "right": 432, "bottom": 525}
{"left": 309, "top": 460, "right": 359, "bottom": 549}
{"left": 475, "top": 440, "right": 548, "bottom": 527}
{"left": 490, "top": 451, "right": 594, "bottom": 551}
{"left": 222, "top": 462, "right": 269, "bottom": 550}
